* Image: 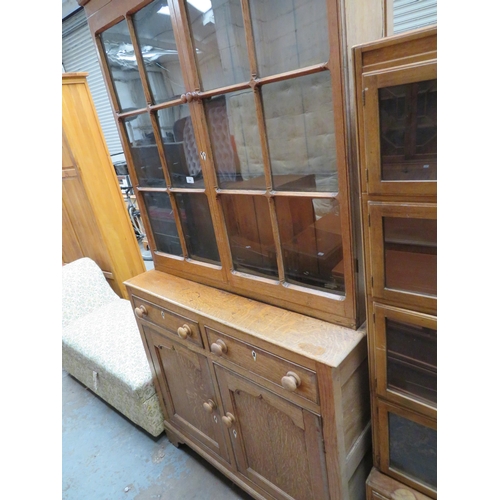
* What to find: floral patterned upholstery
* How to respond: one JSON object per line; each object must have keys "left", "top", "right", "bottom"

{"left": 62, "top": 258, "right": 164, "bottom": 437}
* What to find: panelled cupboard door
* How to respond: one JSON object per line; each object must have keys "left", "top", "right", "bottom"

{"left": 214, "top": 364, "right": 330, "bottom": 500}
{"left": 363, "top": 61, "right": 437, "bottom": 197}
{"left": 373, "top": 303, "right": 437, "bottom": 419}
{"left": 143, "top": 326, "right": 230, "bottom": 463}
{"left": 368, "top": 201, "right": 437, "bottom": 313}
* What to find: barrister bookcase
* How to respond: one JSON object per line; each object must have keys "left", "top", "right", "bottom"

{"left": 353, "top": 26, "right": 437, "bottom": 498}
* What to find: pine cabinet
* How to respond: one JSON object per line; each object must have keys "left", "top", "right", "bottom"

{"left": 125, "top": 271, "right": 372, "bottom": 500}
{"left": 353, "top": 26, "right": 437, "bottom": 498}
{"left": 62, "top": 73, "right": 145, "bottom": 298}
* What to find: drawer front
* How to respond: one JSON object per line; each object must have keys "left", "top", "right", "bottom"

{"left": 206, "top": 328, "right": 318, "bottom": 404}
{"left": 131, "top": 295, "right": 203, "bottom": 348}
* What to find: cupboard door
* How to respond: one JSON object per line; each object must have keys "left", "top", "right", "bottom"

{"left": 377, "top": 400, "right": 437, "bottom": 498}
{"left": 373, "top": 303, "right": 436, "bottom": 419}
{"left": 143, "top": 325, "right": 230, "bottom": 463}
{"left": 363, "top": 61, "right": 437, "bottom": 197}
{"left": 214, "top": 365, "right": 329, "bottom": 500}
{"left": 368, "top": 202, "right": 436, "bottom": 313}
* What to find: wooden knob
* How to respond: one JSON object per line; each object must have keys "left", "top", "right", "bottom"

{"left": 134, "top": 305, "right": 148, "bottom": 318}
{"left": 177, "top": 324, "right": 192, "bottom": 339}
{"left": 203, "top": 399, "right": 217, "bottom": 413}
{"left": 281, "top": 371, "right": 301, "bottom": 392}
{"left": 180, "top": 93, "right": 187, "bottom": 103}
{"left": 221, "top": 412, "right": 235, "bottom": 428}
{"left": 210, "top": 339, "right": 227, "bottom": 357}
{"left": 186, "top": 92, "right": 194, "bottom": 102}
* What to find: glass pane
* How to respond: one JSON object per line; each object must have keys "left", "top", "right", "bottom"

{"left": 250, "top": 0, "right": 329, "bottom": 78}
{"left": 220, "top": 194, "right": 277, "bottom": 278}
{"left": 133, "top": 0, "right": 187, "bottom": 104}
{"left": 187, "top": 0, "right": 249, "bottom": 90}
{"left": 388, "top": 412, "right": 437, "bottom": 489}
{"left": 277, "top": 197, "right": 344, "bottom": 294}
{"left": 205, "top": 91, "right": 265, "bottom": 188}
{"left": 123, "top": 113, "right": 165, "bottom": 188}
{"left": 174, "top": 193, "right": 220, "bottom": 264}
{"left": 383, "top": 216, "right": 437, "bottom": 296}
{"left": 386, "top": 319, "right": 437, "bottom": 405}
{"left": 100, "top": 20, "right": 147, "bottom": 112}
{"left": 379, "top": 79, "right": 437, "bottom": 181}
{"left": 157, "top": 105, "right": 205, "bottom": 187}
{"left": 262, "top": 72, "right": 338, "bottom": 192}
{"left": 143, "top": 192, "right": 182, "bottom": 255}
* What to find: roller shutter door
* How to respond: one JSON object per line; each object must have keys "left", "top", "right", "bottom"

{"left": 393, "top": 0, "right": 437, "bottom": 34}
{"left": 62, "top": 8, "right": 123, "bottom": 158}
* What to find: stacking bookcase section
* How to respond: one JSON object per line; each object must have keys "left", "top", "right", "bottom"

{"left": 353, "top": 26, "right": 438, "bottom": 499}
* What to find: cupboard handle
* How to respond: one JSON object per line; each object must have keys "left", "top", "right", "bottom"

{"left": 281, "top": 372, "right": 301, "bottom": 392}
{"left": 210, "top": 339, "right": 227, "bottom": 356}
{"left": 203, "top": 399, "right": 217, "bottom": 413}
{"left": 221, "top": 412, "right": 235, "bottom": 428}
{"left": 134, "top": 305, "right": 148, "bottom": 318}
{"left": 177, "top": 324, "right": 192, "bottom": 339}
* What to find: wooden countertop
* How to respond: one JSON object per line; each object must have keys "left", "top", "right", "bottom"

{"left": 125, "top": 270, "right": 366, "bottom": 368}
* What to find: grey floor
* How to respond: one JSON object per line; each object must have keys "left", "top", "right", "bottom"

{"left": 62, "top": 369, "right": 253, "bottom": 500}
{"left": 62, "top": 250, "right": 253, "bottom": 500}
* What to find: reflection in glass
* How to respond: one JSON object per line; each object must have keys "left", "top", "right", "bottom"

{"left": 156, "top": 105, "right": 204, "bottom": 187}
{"left": 386, "top": 319, "right": 437, "bottom": 405}
{"left": 379, "top": 79, "right": 437, "bottom": 181}
{"left": 133, "top": 0, "right": 186, "bottom": 104}
{"left": 205, "top": 91, "right": 265, "bottom": 188}
{"left": 220, "top": 194, "right": 277, "bottom": 278}
{"left": 187, "top": 0, "right": 249, "bottom": 90}
{"left": 250, "top": 0, "right": 329, "bottom": 78}
{"left": 277, "top": 197, "right": 344, "bottom": 293}
{"left": 123, "top": 113, "right": 165, "bottom": 188}
{"left": 100, "top": 20, "right": 147, "bottom": 112}
{"left": 143, "top": 192, "right": 182, "bottom": 255}
{"left": 383, "top": 217, "right": 437, "bottom": 296}
{"left": 388, "top": 412, "right": 437, "bottom": 489}
{"left": 262, "top": 72, "right": 338, "bottom": 192}
{"left": 174, "top": 193, "right": 220, "bottom": 264}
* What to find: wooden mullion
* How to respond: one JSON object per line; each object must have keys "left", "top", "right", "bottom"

{"left": 126, "top": 15, "right": 154, "bottom": 105}
{"left": 166, "top": 190, "right": 190, "bottom": 258}
{"left": 257, "top": 63, "right": 328, "bottom": 87}
{"left": 197, "top": 81, "right": 251, "bottom": 100}
{"left": 267, "top": 197, "right": 285, "bottom": 284}
{"left": 170, "top": 0, "right": 201, "bottom": 92}
{"left": 240, "top": 0, "right": 258, "bottom": 77}
{"left": 117, "top": 107, "right": 149, "bottom": 120}
{"left": 94, "top": 34, "right": 121, "bottom": 113}
{"left": 149, "top": 110, "right": 173, "bottom": 187}
{"left": 271, "top": 191, "right": 338, "bottom": 199}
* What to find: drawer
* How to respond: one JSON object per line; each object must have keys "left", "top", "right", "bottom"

{"left": 131, "top": 295, "right": 203, "bottom": 348}
{"left": 206, "top": 328, "right": 318, "bottom": 404}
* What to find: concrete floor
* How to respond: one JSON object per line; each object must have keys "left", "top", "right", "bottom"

{"left": 62, "top": 369, "right": 253, "bottom": 500}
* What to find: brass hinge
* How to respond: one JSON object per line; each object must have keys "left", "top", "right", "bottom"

{"left": 371, "top": 276, "right": 374, "bottom": 287}
{"left": 362, "top": 88, "right": 366, "bottom": 106}
{"left": 373, "top": 312, "right": 376, "bottom": 324}
{"left": 366, "top": 169, "right": 369, "bottom": 184}
{"left": 368, "top": 214, "right": 371, "bottom": 227}
{"left": 354, "top": 258, "right": 359, "bottom": 273}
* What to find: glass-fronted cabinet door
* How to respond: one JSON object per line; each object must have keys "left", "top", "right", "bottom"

{"left": 373, "top": 303, "right": 437, "bottom": 419}
{"left": 362, "top": 61, "right": 437, "bottom": 197}
{"left": 368, "top": 201, "right": 437, "bottom": 313}
{"left": 376, "top": 400, "right": 437, "bottom": 498}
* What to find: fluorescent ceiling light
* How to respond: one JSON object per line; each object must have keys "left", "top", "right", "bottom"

{"left": 157, "top": 5, "right": 171, "bottom": 15}
{"left": 187, "top": 0, "right": 212, "bottom": 14}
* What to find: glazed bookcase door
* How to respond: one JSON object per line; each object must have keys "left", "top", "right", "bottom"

{"left": 143, "top": 325, "right": 230, "bottom": 463}
{"left": 214, "top": 364, "right": 330, "bottom": 500}
{"left": 363, "top": 61, "right": 437, "bottom": 197}
{"left": 376, "top": 399, "right": 437, "bottom": 498}
{"left": 368, "top": 201, "right": 437, "bottom": 313}
{"left": 373, "top": 303, "right": 436, "bottom": 419}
